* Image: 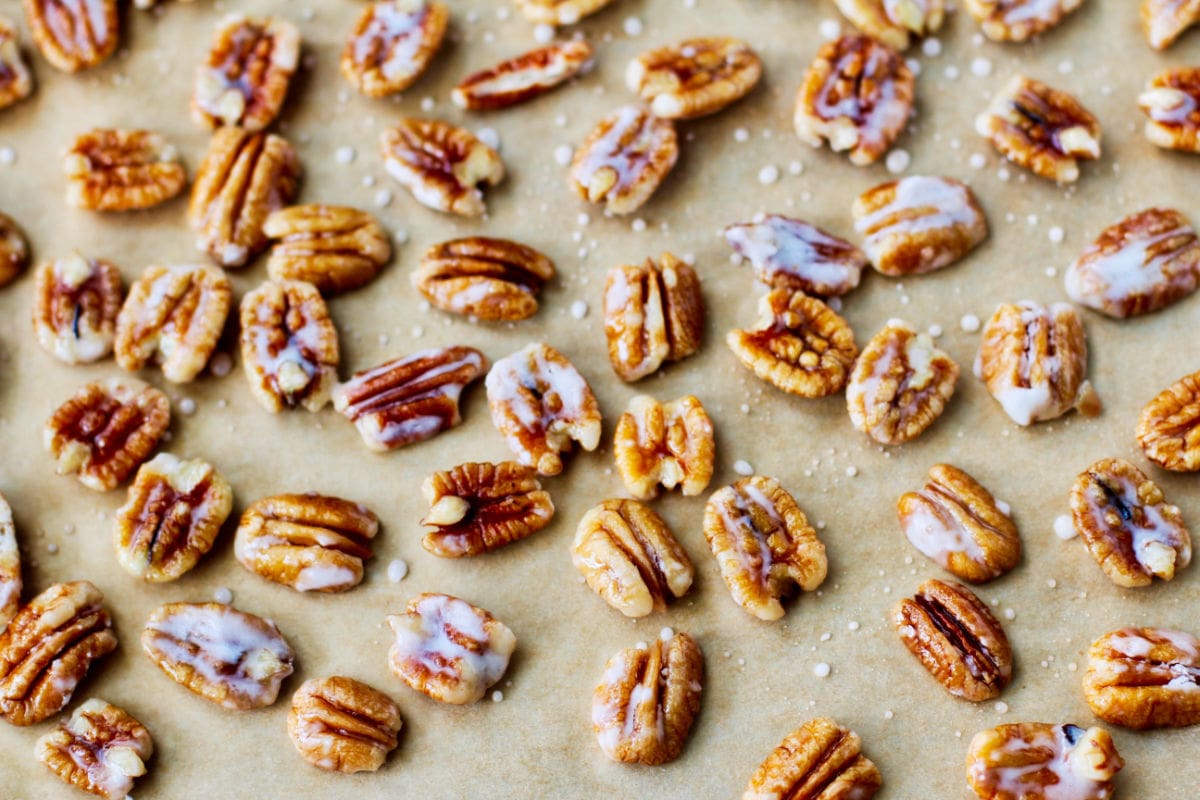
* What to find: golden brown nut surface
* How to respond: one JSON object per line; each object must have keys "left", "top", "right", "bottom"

{"left": 0, "top": 16, "right": 33, "bottom": 109}
{"left": 32, "top": 253, "right": 122, "bottom": 364}
{"left": 1139, "top": 68, "right": 1200, "bottom": 151}
{"left": 604, "top": 253, "right": 703, "bottom": 382}
{"left": 1137, "top": 369, "right": 1200, "bottom": 471}
{"left": 380, "top": 119, "right": 504, "bottom": 216}
{"left": 0, "top": 210, "right": 28, "bottom": 288}
{"left": 1082, "top": 627, "right": 1200, "bottom": 729}
{"left": 414, "top": 237, "right": 555, "bottom": 321}
{"left": 966, "top": 722, "right": 1123, "bottom": 800}
{"left": 1142, "top": 0, "right": 1200, "bottom": 49}
{"left": 453, "top": 40, "right": 593, "bottom": 110}
{"left": 420, "top": 461, "right": 554, "bottom": 557}
{"left": 725, "top": 215, "right": 866, "bottom": 297}
{"left": 23, "top": 0, "right": 118, "bottom": 72}
{"left": 626, "top": 37, "right": 761, "bottom": 119}
{"left": 341, "top": 0, "right": 448, "bottom": 98}
{"left": 35, "top": 699, "right": 153, "bottom": 799}
{"left": 192, "top": 14, "right": 299, "bottom": 131}
{"left": 569, "top": 105, "right": 678, "bottom": 215}
{"left": 833, "top": 0, "right": 945, "bottom": 50}
{"left": 264, "top": 205, "right": 391, "bottom": 295}
{"left": 966, "top": 0, "right": 1087, "bottom": 41}
{"left": 0, "top": 493, "right": 18, "bottom": 628}
{"left": 64, "top": 129, "right": 186, "bottom": 212}
{"left": 614, "top": 394, "right": 714, "bottom": 500}
{"left": 288, "top": 676, "right": 401, "bottom": 773}
{"left": 743, "top": 717, "right": 882, "bottom": 800}
{"left": 513, "top": 0, "right": 615, "bottom": 24}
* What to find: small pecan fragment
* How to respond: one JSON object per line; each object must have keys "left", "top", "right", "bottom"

{"left": 0, "top": 493, "right": 19, "bottom": 628}
{"left": 834, "top": 0, "right": 946, "bottom": 50}
{"left": 1069, "top": 457, "right": 1191, "bottom": 588}
{"left": 975, "top": 300, "right": 1099, "bottom": 425}
{"left": 64, "top": 129, "right": 186, "bottom": 212}
{"left": 380, "top": 119, "right": 504, "bottom": 217}
{"left": 341, "top": 0, "right": 448, "bottom": 98}
{"left": 235, "top": 494, "right": 378, "bottom": 593}
{"left": 44, "top": 377, "right": 170, "bottom": 492}
{"left": 414, "top": 237, "right": 556, "bottom": 321}
{"left": 35, "top": 699, "right": 153, "bottom": 799}
{"left": 114, "top": 263, "right": 232, "bottom": 383}
{"left": 0, "top": 581, "right": 117, "bottom": 726}
{"left": 704, "top": 476, "right": 827, "bottom": 621}
{"left": 0, "top": 211, "right": 28, "bottom": 287}
{"left": 23, "top": 0, "right": 118, "bottom": 72}
{"left": 240, "top": 279, "right": 339, "bottom": 413}
{"left": 604, "top": 253, "right": 704, "bottom": 382}
{"left": 32, "top": 253, "right": 122, "bottom": 364}
{"left": 332, "top": 346, "right": 488, "bottom": 451}
{"left": 193, "top": 14, "right": 300, "bottom": 131}
{"left": 113, "top": 453, "right": 234, "bottom": 582}
{"left": 626, "top": 37, "right": 761, "bottom": 119}
{"left": 897, "top": 464, "right": 1021, "bottom": 583}
{"left": 1137, "top": 369, "right": 1200, "bottom": 471}
{"left": 614, "top": 395, "right": 714, "bottom": 500}
{"left": 966, "top": 0, "right": 1087, "bottom": 42}
{"left": 142, "top": 602, "right": 294, "bottom": 709}
{"left": 572, "top": 499, "right": 693, "bottom": 618}
{"left": 794, "top": 35, "right": 914, "bottom": 166}
{"left": 1139, "top": 67, "right": 1200, "bottom": 152}
{"left": 893, "top": 578, "right": 1012, "bottom": 701}
{"left": 513, "top": 0, "right": 615, "bottom": 24}
{"left": 486, "top": 342, "right": 602, "bottom": 476}
{"left": 743, "top": 717, "right": 882, "bottom": 800}
{"left": 288, "top": 676, "right": 401, "bottom": 773}
{"left": 264, "top": 205, "right": 391, "bottom": 295}
{"left": 387, "top": 593, "right": 515, "bottom": 705}
{"left": 0, "top": 16, "right": 34, "bottom": 110}
{"left": 421, "top": 462, "right": 553, "bottom": 558}
{"left": 570, "top": 105, "right": 679, "bottom": 215}
{"left": 453, "top": 40, "right": 593, "bottom": 110}
{"left": 727, "top": 288, "right": 858, "bottom": 398}
{"left": 1083, "top": 627, "right": 1200, "bottom": 729}
{"left": 966, "top": 722, "right": 1123, "bottom": 800}
{"left": 593, "top": 631, "right": 703, "bottom": 765}
{"left": 976, "top": 76, "right": 1101, "bottom": 183}
{"left": 1142, "top": 0, "right": 1200, "bottom": 49}
{"left": 725, "top": 215, "right": 866, "bottom": 297}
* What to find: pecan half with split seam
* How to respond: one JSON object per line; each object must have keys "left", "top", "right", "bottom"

{"left": 1137, "top": 369, "right": 1200, "bottom": 471}
{"left": 264, "top": 205, "right": 391, "bottom": 295}
{"left": 724, "top": 215, "right": 866, "bottom": 297}
{"left": 23, "top": 0, "right": 118, "bottom": 72}
{"left": 604, "top": 252, "right": 703, "bottom": 382}
{"left": 192, "top": 14, "right": 299, "bottom": 131}
{"left": 453, "top": 40, "right": 593, "bottom": 110}
{"left": 420, "top": 461, "right": 554, "bottom": 558}
{"left": 33, "top": 253, "right": 123, "bottom": 364}
{"left": 966, "top": 722, "right": 1123, "bottom": 800}
{"left": 614, "top": 394, "right": 714, "bottom": 500}
{"left": 743, "top": 717, "right": 882, "bottom": 800}
{"left": 1083, "top": 627, "right": 1200, "bottom": 729}
{"left": 626, "top": 37, "right": 761, "bottom": 119}
{"left": 570, "top": 105, "right": 678, "bottom": 215}
{"left": 35, "top": 699, "right": 153, "bottom": 799}
{"left": 64, "top": 129, "right": 186, "bottom": 212}
{"left": 341, "top": 0, "right": 448, "bottom": 98}
{"left": 414, "top": 237, "right": 555, "bottom": 321}
{"left": 381, "top": 119, "right": 504, "bottom": 217}
{"left": 288, "top": 676, "right": 401, "bottom": 773}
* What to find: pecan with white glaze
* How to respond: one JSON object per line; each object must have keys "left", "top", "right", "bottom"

{"left": 834, "top": 0, "right": 945, "bottom": 50}
{"left": 23, "top": 0, "right": 118, "bottom": 72}
{"left": 604, "top": 253, "right": 703, "bottom": 382}
{"left": 614, "top": 394, "right": 714, "bottom": 500}
{"left": 0, "top": 17, "right": 33, "bottom": 109}
{"left": 288, "top": 677, "right": 401, "bottom": 773}
{"left": 1142, "top": 0, "right": 1200, "bottom": 49}
{"left": 341, "top": 0, "right": 448, "bottom": 98}
{"left": 35, "top": 699, "right": 153, "bottom": 799}
{"left": 64, "top": 129, "right": 186, "bottom": 212}
{"left": 381, "top": 119, "right": 504, "bottom": 216}
{"left": 627, "top": 37, "right": 761, "bottom": 119}
{"left": 264, "top": 205, "right": 392, "bottom": 295}
{"left": 743, "top": 717, "right": 882, "bottom": 800}
{"left": 420, "top": 461, "right": 554, "bottom": 558}
{"left": 966, "top": 722, "right": 1123, "bottom": 800}
{"left": 1137, "top": 369, "right": 1200, "bottom": 471}
{"left": 725, "top": 215, "right": 866, "bottom": 297}
{"left": 1083, "top": 627, "right": 1200, "bottom": 729}
{"left": 1139, "top": 68, "right": 1200, "bottom": 152}
{"left": 414, "top": 237, "right": 555, "bottom": 321}
{"left": 32, "top": 253, "right": 122, "bottom": 364}
{"left": 513, "top": 0, "right": 616, "bottom": 24}
{"left": 966, "top": 0, "right": 1087, "bottom": 42}
{"left": 240, "top": 279, "right": 339, "bottom": 412}
{"left": 0, "top": 494, "right": 19, "bottom": 628}
{"left": 570, "top": 105, "right": 678, "bottom": 215}
{"left": 453, "top": 40, "right": 593, "bottom": 110}
{"left": 192, "top": 14, "right": 299, "bottom": 131}
{"left": 0, "top": 211, "right": 28, "bottom": 288}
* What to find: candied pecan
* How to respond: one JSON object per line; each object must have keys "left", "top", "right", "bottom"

{"left": 114, "top": 263, "right": 232, "bottom": 383}
{"left": 0, "top": 493, "right": 19, "bottom": 628}
{"left": 626, "top": 37, "right": 761, "bottom": 119}
{"left": 0, "top": 16, "right": 34, "bottom": 109}
{"left": 1083, "top": 627, "right": 1200, "bottom": 729}
{"left": 380, "top": 119, "right": 504, "bottom": 217}
{"left": 44, "top": 377, "right": 170, "bottom": 492}
{"left": 897, "top": 464, "right": 1020, "bottom": 583}
{"left": 592, "top": 631, "right": 703, "bottom": 765}
{"left": 570, "top": 105, "right": 678, "bottom": 215}
{"left": 414, "top": 237, "right": 555, "bottom": 321}
{"left": 514, "top": 0, "right": 615, "bottom": 24}
{"left": 1069, "top": 458, "right": 1191, "bottom": 588}
{"left": 23, "top": 0, "right": 118, "bottom": 72}
{"left": 32, "top": 253, "right": 123, "bottom": 364}
{"left": 1142, "top": 0, "right": 1200, "bottom": 49}
{"left": 35, "top": 699, "right": 153, "bottom": 799}
{"left": 192, "top": 14, "right": 299, "bottom": 131}
{"left": 1137, "top": 369, "right": 1200, "bottom": 471}
{"left": 486, "top": 342, "right": 602, "bottom": 476}
{"left": 1139, "top": 68, "right": 1200, "bottom": 152}
{"left": 966, "top": 0, "right": 1087, "bottom": 41}
{"left": 966, "top": 722, "right": 1123, "bottom": 800}
{"left": 572, "top": 499, "right": 693, "bottom": 618}
{"left": 833, "top": 0, "right": 946, "bottom": 50}
{"left": 264, "top": 205, "right": 391, "bottom": 295}
{"left": 893, "top": 578, "right": 1011, "bottom": 701}
{"left": 387, "top": 592, "right": 515, "bottom": 705}
{"left": 64, "top": 129, "right": 186, "bottom": 212}
{"left": 288, "top": 676, "right": 401, "bottom": 773}
{"left": 725, "top": 215, "right": 865, "bottom": 297}
{"left": 113, "top": 453, "right": 234, "bottom": 583}
{"left": 235, "top": 494, "right": 378, "bottom": 593}
{"left": 240, "top": 279, "right": 339, "bottom": 413}
{"left": 975, "top": 300, "right": 1099, "bottom": 425}
{"left": 604, "top": 253, "right": 703, "bottom": 382}
{"left": 332, "top": 346, "right": 488, "bottom": 451}
{"left": 0, "top": 581, "right": 117, "bottom": 726}
{"left": 420, "top": 461, "right": 553, "bottom": 558}
{"left": 794, "top": 35, "right": 914, "bottom": 166}
{"left": 743, "top": 717, "right": 882, "bottom": 800}
{"left": 341, "top": 0, "right": 448, "bottom": 98}
{"left": 727, "top": 288, "right": 858, "bottom": 398}
{"left": 614, "top": 395, "right": 714, "bottom": 500}
{"left": 976, "top": 76, "right": 1100, "bottom": 183}
{"left": 0, "top": 210, "right": 28, "bottom": 288}
{"left": 142, "top": 602, "right": 294, "bottom": 709}
{"left": 453, "top": 40, "right": 593, "bottom": 110}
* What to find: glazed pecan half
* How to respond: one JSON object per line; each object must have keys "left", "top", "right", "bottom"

{"left": 0, "top": 211, "right": 28, "bottom": 288}
{"left": 192, "top": 14, "right": 300, "bottom": 131}
{"left": 614, "top": 394, "right": 714, "bottom": 500}
{"left": 23, "top": 0, "right": 118, "bottom": 72}
{"left": 414, "top": 237, "right": 555, "bottom": 321}
{"left": 420, "top": 461, "right": 554, "bottom": 558}
{"left": 35, "top": 699, "right": 153, "bottom": 799}
{"left": 743, "top": 717, "right": 882, "bottom": 800}
{"left": 1137, "top": 369, "right": 1200, "bottom": 471}
{"left": 570, "top": 105, "right": 679, "bottom": 215}
{"left": 966, "top": 722, "right": 1123, "bottom": 800}
{"left": 453, "top": 40, "right": 593, "bottom": 110}
{"left": 32, "top": 253, "right": 123, "bottom": 364}
{"left": 341, "top": 0, "right": 448, "bottom": 98}
{"left": 0, "top": 494, "right": 19, "bottom": 628}
{"left": 966, "top": 0, "right": 1087, "bottom": 42}
{"left": 381, "top": 119, "right": 504, "bottom": 217}
{"left": 288, "top": 676, "right": 402, "bottom": 773}
{"left": 240, "top": 279, "right": 339, "bottom": 412}
{"left": 604, "top": 253, "right": 703, "bottom": 382}
{"left": 1142, "top": 0, "right": 1200, "bottom": 49}
{"left": 264, "top": 205, "right": 391, "bottom": 295}
{"left": 834, "top": 0, "right": 946, "bottom": 50}
{"left": 514, "top": 0, "right": 615, "bottom": 23}
{"left": 1139, "top": 68, "right": 1200, "bottom": 152}
{"left": 725, "top": 215, "right": 866, "bottom": 297}
{"left": 1083, "top": 627, "right": 1200, "bottom": 729}
{"left": 64, "top": 129, "right": 186, "bottom": 212}
{"left": 0, "top": 16, "right": 34, "bottom": 110}
{"left": 626, "top": 37, "right": 761, "bottom": 119}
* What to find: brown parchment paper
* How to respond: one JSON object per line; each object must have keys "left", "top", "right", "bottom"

{"left": 1, "top": 0, "right": 1198, "bottom": 797}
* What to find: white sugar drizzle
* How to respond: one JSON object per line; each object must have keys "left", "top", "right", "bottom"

{"left": 389, "top": 595, "right": 513, "bottom": 701}
{"left": 1065, "top": 221, "right": 1197, "bottom": 311}
{"left": 725, "top": 216, "right": 862, "bottom": 291}
{"left": 355, "top": 1, "right": 430, "bottom": 81}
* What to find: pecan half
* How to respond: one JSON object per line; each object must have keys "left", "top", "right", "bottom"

{"left": 44, "top": 377, "right": 170, "bottom": 492}
{"left": 32, "top": 253, "right": 123, "bottom": 364}
{"left": 1137, "top": 369, "right": 1200, "bottom": 471}
{"left": 976, "top": 75, "right": 1101, "bottom": 183}
{"left": 626, "top": 37, "right": 761, "bottom": 119}
{"left": 893, "top": 578, "right": 1012, "bottom": 701}
{"left": 704, "top": 476, "right": 827, "bottom": 621}
{"left": 35, "top": 699, "right": 153, "bottom": 799}
{"left": 332, "top": 346, "right": 488, "bottom": 451}
{"left": 421, "top": 461, "right": 553, "bottom": 558}
{"left": 235, "top": 494, "right": 378, "bottom": 593}
{"left": 192, "top": 14, "right": 300, "bottom": 131}
{"left": 570, "top": 105, "right": 679, "bottom": 215}
{"left": 0, "top": 211, "right": 28, "bottom": 288}
{"left": 725, "top": 215, "right": 866, "bottom": 297}
{"left": 1083, "top": 627, "right": 1200, "bottom": 729}
{"left": 142, "top": 602, "right": 294, "bottom": 709}
{"left": 486, "top": 342, "right": 602, "bottom": 476}
{"left": 113, "top": 453, "right": 234, "bottom": 582}
{"left": 264, "top": 205, "right": 391, "bottom": 295}
{"left": 513, "top": 0, "right": 615, "bottom": 24}
{"left": 1069, "top": 457, "right": 1191, "bottom": 588}
{"left": 0, "top": 493, "right": 19, "bottom": 628}
{"left": 453, "top": 40, "right": 593, "bottom": 110}
{"left": 794, "top": 35, "right": 914, "bottom": 166}
{"left": 0, "top": 16, "right": 35, "bottom": 109}
{"left": 1139, "top": 68, "right": 1200, "bottom": 152}
{"left": 114, "top": 263, "right": 232, "bottom": 383}
{"left": 604, "top": 253, "right": 703, "bottom": 382}
{"left": 833, "top": 0, "right": 946, "bottom": 50}
{"left": 0, "top": 581, "right": 117, "bottom": 726}
{"left": 614, "top": 394, "right": 714, "bottom": 500}
{"left": 966, "top": 723, "right": 1123, "bottom": 800}
{"left": 23, "top": 0, "right": 118, "bottom": 72}
{"left": 341, "top": 0, "right": 448, "bottom": 98}
{"left": 288, "top": 676, "right": 401, "bottom": 773}
{"left": 1142, "top": 0, "right": 1200, "bottom": 49}
{"left": 64, "top": 129, "right": 187, "bottom": 212}
{"left": 240, "top": 279, "right": 339, "bottom": 413}
{"left": 743, "top": 717, "right": 882, "bottom": 800}
{"left": 846, "top": 321, "right": 959, "bottom": 444}
{"left": 387, "top": 592, "right": 515, "bottom": 705}
{"left": 572, "top": 499, "right": 693, "bottom": 618}
{"left": 975, "top": 300, "right": 1099, "bottom": 425}
{"left": 727, "top": 288, "right": 858, "bottom": 398}
{"left": 414, "top": 237, "right": 555, "bottom": 321}
{"left": 897, "top": 464, "right": 1021, "bottom": 583}
{"left": 380, "top": 119, "right": 504, "bottom": 217}
{"left": 966, "top": 0, "right": 1087, "bottom": 42}
{"left": 592, "top": 631, "right": 703, "bottom": 765}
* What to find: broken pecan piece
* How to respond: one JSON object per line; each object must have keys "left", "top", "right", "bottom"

{"left": 453, "top": 40, "right": 593, "bottom": 110}
{"left": 966, "top": 0, "right": 1087, "bottom": 42}
{"left": 421, "top": 461, "right": 553, "bottom": 558}
{"left": 23, "top": 0, "right": 118, "bottom": 72}
{"left": 35, "top": 699, "right": 153, "bottom": 799}
{"left": 1083, "top": 627, "right": 1200, "bottom": 729}
{"left": 32, "top": 253, "right": 123, "bottom": 364}
{"left": 725, "top": 215, "right": 866, "bottom": 297}
{"left": 0, "top": 493, "right": 19, "bottom": 628}
{"left": 1142, "top": 0, "right": 1200, "bottom": 49}
{"left": 192, "top": 14, "right": 300, "bottom": 131}
{"left": 0, "top": 15, "right": 34, "bottom": 109}
{"left": 1137, "top": 369, "right": 1200, "bottom": 471}
{"left": 264, "top": 205, "right": 391, "bottom": 295}
{"left": 64, "top": 129, "right": 186, "bottom": 212}
{"left": 966, "top": 722, "right": 1123, "bottom": 800}
{"left": 604, "top": 253, "right": 703, "bottom": 382}
{"left": 240, "top": 279, "right": 339, "bottom": 413}
{"left": 513, "top": 0, "right": 615, "bottom": 24}
{"left": 0, "top": 211, "right": 28, "bottom": 288}
{"left": 1139, "top": 68, "right": 1200, "bottom": 152}
{"left": 570, "top": 105, "right": 679, "bottom": 215}
{"left": 743, "top": 717, "right": 882, "bottom": 800}
{"left": 626, "top": 37, "right": 761, "bottom": 119}
{"left": 380, "top": 119, "right": 504, "bottom": 217}
{"left": 288, "top": 676, "right": 401, "bottom": 773}
{"left": 614, "top": 394, "right": 714, "bottom": 500}
{"left": 341, "top": 0, "right": 448, "bottom": 98}
{"left": 414, "top": 237, "right": 555, "bottom": 321}
{"left": 833, "top": 0, "right": 946, "bottom": 50}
